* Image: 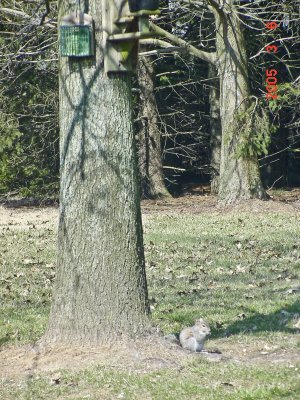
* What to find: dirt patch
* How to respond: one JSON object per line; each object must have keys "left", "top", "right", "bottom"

{"left": 1, "top": 197, "right": 298, "bottom": 236}
{"left": 142, "top": 196, "right": 300, "bottom": 215}
{"left": 1, "top": 337, "right": 299, "bottom": 381}
{"left": 0, "top": 205, "right": 58, "bottom": 232}
{"left": 142, "top": 189, "right": 300, "bottom": 215}
{"left": 0, "top": 189, "right": 299, "bottom": 231}
{"left": 0, "top": 337, "right": 192, "bottom": 380}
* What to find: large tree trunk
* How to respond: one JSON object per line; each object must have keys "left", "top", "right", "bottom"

{"left": 43, "top": 0, "right": 150, "bottom": 345}
{"left": 213, "top": 1, "right": 267, "bottom": 204}
{"left": 137, "top": 53, "right": 171, "bottom": 199}
{"left": 208, "top": 63, "right": 221, "bottom": 194}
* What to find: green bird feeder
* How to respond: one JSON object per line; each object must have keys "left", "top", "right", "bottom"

{"left": 60, "top": 12, "right": 94, "bottom": 57}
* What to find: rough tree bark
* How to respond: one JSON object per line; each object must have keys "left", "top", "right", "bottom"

{"left": 43, "top": 0, "right": 150, "bottom": 345}
{"left": 137, "top": 52, "right": 172, "bottom": 199}
{"left": 208, "top": 63, "right": 221, "bottom": 194}
{"left": 212, "top": 0, "right": 267, "bottom": 204}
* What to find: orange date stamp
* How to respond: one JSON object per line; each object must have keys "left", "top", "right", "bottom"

{"left": 265, "top": 21, "right": 279, "bottom": 100}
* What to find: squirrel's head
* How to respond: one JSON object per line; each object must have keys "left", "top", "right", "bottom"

{"left": 195, "top": 318, "right": 211, "bottom": 335}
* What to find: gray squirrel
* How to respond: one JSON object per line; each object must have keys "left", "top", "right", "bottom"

{"left": 165, "top": 318, "right": 211, "bottom": 352}
{"left": 179, "top": 318, "right": 211, "bottom": 352}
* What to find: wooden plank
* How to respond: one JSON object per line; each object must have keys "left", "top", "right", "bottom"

{"left": 102, "top": 0, "right": 138, "bottom": 73}
{"left": 108, "top": 31, "right": 155, "bottom": 41}
{"left": 115, "top": 16, "right": 135, "bottom": 24}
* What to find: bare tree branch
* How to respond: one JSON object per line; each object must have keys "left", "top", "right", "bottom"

{"left": 149, "top": 21, "right": 216, "bottom": 64}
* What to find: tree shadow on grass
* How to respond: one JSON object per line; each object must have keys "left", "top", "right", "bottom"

{"left": 210, "top": 300, "right": 300, "bottom": 339}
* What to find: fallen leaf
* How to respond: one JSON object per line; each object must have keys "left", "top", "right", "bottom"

{"left": 23, "top": 259, "right": 35, "bottom": 265}
{"left": 221, "top": 382, "right": 235, "bottom": 387}
{"left": 50, "top": 374, "right": 62, "bottom": 385}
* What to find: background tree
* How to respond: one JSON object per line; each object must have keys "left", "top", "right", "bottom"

{"left": 148, "top": 1, "right": 267, "bottom": 203}
{"left": 137, "top": 50, "right": 172, "bottom": 199}
{"left": 211, "top": 0, "right": 267, "bottom": 203}
{"left": 208, "top": 63, "right": 221, "bottom": 194}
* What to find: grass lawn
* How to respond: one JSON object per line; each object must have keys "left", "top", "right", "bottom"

{"left": 0, "top": 199, "right": 299, "bottom": 399}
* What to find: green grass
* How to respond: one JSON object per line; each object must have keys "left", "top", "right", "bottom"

{"left": 1, "top": 209, "right": 300, "bottom": 399}
{"left": 1, "top": 362, "right": 299, "bottom": 400}
{"left": 145, "top": 213, "right": 300, "bottom": 340}
{"left": 0, "top": 227, "right": 55, "bottom": 345}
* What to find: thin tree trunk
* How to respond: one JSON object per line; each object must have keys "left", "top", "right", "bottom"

{"left": 137, "top": 53, "right": 171, "bottom": 199}
{"left": 213, "top": 1, "right": 267, "bottom": 204}
{"left": 43, "top": 0, "right": 150, "bottom": 345}
{"left": 208, "top": 63, "right": 221, "bottom": 194}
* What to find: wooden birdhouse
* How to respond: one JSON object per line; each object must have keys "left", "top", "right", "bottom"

{"left": 102, "top": 0, "right": 160, "bottom": 73}
{"left": 60, "top": 12, "right": 94, "bottom": 58}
